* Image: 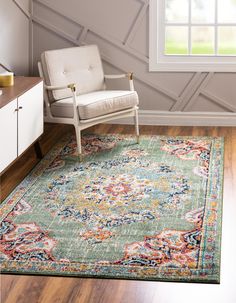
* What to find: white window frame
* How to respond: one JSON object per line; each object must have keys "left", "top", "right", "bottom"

{"left": 149, "top": 0, "right": 236, "bottom": 72}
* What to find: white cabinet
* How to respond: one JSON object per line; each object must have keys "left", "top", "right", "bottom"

{"left": 18, "top": 83, "right": 43, "bottom": 156}
{"left": 0, "top": 77, "right": 43, "bottom": 173}
{"left": 0, "top": 99, "right": 18, "bottom": 172}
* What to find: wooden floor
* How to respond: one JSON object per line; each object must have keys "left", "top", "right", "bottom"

{"left": 1, "top": 123, "right": 236, "bottom": 303}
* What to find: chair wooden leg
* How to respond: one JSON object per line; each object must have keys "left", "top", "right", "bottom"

{"left": 134, "top": 110, "right": 140, "bottom": 144}
{"left": 74, "top": 125, "right": 82, "bottom": 160}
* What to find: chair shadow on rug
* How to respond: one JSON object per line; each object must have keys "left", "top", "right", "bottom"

{"left": 38, "top": 44, "right": 140, "bottom": 161}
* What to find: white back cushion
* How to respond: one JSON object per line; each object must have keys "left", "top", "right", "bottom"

{"left": 41, "top": 45, "right": 105, "bottom": 102}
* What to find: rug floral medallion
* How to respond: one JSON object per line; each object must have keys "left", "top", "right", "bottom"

{"left": 0, "top": 133, "right": 224, "bottom": 283}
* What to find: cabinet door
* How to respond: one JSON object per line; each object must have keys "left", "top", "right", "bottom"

{"left": 18, "top": 82, "right": 43, "bottom": 156}
{"left": 0, "top": 99, "right": 18, "bottom": 173}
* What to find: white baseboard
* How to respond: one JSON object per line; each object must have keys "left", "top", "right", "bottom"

{"left": 107, "top": 110, "right": 236, "bottom": 126}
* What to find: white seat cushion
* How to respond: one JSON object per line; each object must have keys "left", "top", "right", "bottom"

{"left": 51, "top": 90, "right": 139, "bottom": 120}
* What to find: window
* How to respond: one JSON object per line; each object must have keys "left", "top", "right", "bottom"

{"left": 150, "top": 0, "right": 236, "bottom": 71}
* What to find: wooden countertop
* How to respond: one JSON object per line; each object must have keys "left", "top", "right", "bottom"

{"left": 0, "top": 76, "right": 43, "bottom": 109}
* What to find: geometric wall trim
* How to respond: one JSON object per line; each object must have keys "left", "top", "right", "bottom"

{"left": 31, "top": 0, "right": 236, "bottom": 125}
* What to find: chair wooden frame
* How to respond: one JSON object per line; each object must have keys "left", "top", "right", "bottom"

{"left": 38, "top": 62, "right": 139, "bottom": 161}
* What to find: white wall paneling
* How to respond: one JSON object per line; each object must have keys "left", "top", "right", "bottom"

{"left": 12, "top": 0, "right": 30, "bottom": 18}
{"left": 182, "top": 73, "right": 214, "bottom": 112}
{"left": 31, "top": 0, "right": 236, "bottom": 125}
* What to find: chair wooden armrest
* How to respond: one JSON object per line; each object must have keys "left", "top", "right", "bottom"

{"left": 104, "top": 72, "right": 134, "bottom": 90}
{"left": 104, "top": 72, "right": 133, "bottom": 80}
{"left": 104, "top": 74, "right": 126, "bottom": 79}
{"left": 44, "top": 83, "right": 77, "bottom": 92}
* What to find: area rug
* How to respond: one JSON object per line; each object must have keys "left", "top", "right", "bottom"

{"left": 0, "top": 133, "right": 224, "bottom": 283}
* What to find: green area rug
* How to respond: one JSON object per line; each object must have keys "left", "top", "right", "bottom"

{"left": 0, "top": 134, "right": 224, "bottom": 283}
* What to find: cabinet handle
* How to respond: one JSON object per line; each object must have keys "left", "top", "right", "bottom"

{"left": 14, "top": 106, "right": 23, "bottom": 112}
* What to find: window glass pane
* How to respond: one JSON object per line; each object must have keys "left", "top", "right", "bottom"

{"left": 191, "top": 26, "right": 215, "bottom": 55}
{"left": 165, "top": 26, "right": 188, "bottom": 55}
{"left": 218, "top": 0, "right": 236, "bottom": 23}
{"left": 218, "top": 26, "right": 236, "bottom": 55}
{"left": 191, "top": 0, "right": 215, "bottom": 23}
{"left": 165, "top": 0, "right": 189, "bottom": 23}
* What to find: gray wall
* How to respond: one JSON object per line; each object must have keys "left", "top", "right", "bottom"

{"left": 16, "top": 0, "right": 236, "bottom": 124}
{"left": 0, "top": 0, "right": 30, "bottom": 75}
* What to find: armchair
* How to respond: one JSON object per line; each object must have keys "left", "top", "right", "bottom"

{"left": 38, "top": 45, "right": 139, "bottom": 160}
